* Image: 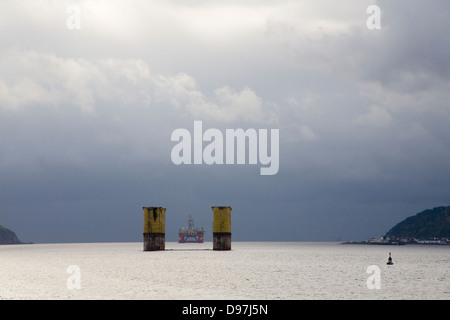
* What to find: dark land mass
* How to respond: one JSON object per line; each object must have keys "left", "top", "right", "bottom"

{"left": 0, "top": 225, "right": 23, "bottom": 244}
{"left": 343, "top": 205, "right": 450, "bottom": 245}
{"left": 385, "top": 206, "right": 450, "bottom": 239}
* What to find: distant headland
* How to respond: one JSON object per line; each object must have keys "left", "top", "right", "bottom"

{"left": 343, "top": 205, "right": 450, "bottom": 245}
{"left": 0, "top": 225, "right": 23, "bottom": 245}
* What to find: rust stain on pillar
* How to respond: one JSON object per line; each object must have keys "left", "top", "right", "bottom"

{"left": 212, "top": 206, "right": 232, "bottom": 250}
{"left": 143, "top": 207, "right": 166, "bottom": 251}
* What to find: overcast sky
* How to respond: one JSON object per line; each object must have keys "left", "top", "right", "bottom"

{"left": 1, "top": 0, "right": 449, "bottom": 243}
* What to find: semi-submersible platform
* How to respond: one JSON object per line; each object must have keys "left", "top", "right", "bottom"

{"left": 143, "top": 206, "right": 231, "bottom": 251}
{"left": 178, "top": 215, "right": 204, "bottom": 243}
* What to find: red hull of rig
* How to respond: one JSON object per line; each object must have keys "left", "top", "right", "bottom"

{"left": 178, "top": 231, "right": 204, "bottom": 243}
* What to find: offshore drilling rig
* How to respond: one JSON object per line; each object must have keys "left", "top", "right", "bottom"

{"left": 178, "top": 215, "right": 205, "bottom": 243}
{"left": 143, "top": 206, "right": 231, "bottom": 250}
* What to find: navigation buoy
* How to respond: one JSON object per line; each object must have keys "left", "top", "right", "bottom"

{"left": 387, "top": 252, "right": 394, "bottom": 265}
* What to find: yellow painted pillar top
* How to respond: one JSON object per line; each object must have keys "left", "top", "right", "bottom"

{"left": 212, "top": 206, "right": 231, "bottom": 233}
{"left": 143, "top": 207, "right": 166, "bottom": 234}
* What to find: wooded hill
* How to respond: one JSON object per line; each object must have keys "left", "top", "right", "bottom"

{"left": 385, "top": 206, "right": 450, "bottom": 239}
{"left": 0, "top": 225, "right": 22, "bottom": 244}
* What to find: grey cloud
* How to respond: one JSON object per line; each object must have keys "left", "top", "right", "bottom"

{"left": 0, "top": 1, "right": 449, "bottom": 243}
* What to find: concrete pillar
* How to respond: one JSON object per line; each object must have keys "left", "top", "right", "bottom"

{"left": 143, "top": 207, "right": 166, "bottom": 251}
{"left": 212, "top": 206, "right": 232, "bottom": 250}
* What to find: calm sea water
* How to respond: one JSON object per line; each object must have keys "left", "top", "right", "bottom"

{"left": 0, "top": 242, "right": 448, "bottom": 300}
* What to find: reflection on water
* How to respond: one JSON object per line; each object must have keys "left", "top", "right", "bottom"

{"left": 0, "top": 242, "right": 448, "bottom": 299}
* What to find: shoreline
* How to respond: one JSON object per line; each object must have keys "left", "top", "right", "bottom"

{"left": 341, "top": 241, "right": 450, "bottom": 246}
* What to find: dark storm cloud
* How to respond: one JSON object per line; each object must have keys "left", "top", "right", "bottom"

{"left": 0, "top": 0, "right": 449, "bottom": 243}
